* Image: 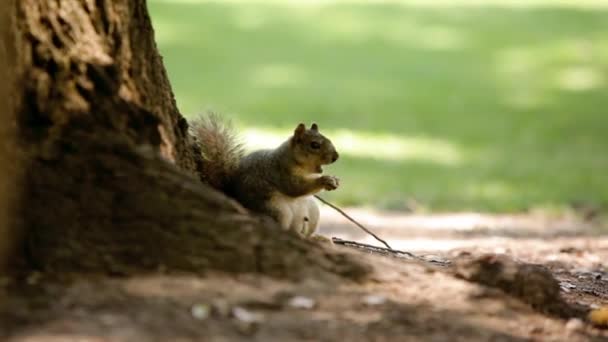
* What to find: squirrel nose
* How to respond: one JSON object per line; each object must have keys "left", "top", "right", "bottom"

{"left": 332, "top": 152, "right": 339, "bottom": 162}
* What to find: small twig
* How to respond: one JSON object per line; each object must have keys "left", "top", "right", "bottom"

{"left": 332, "top": 238, "right": 451, "bottom": 267}
{"left": 331, "top": 237, "right": 417, "bottom": 259}
{"left": 314, "top": 195, "right": 393, "bottom": 250}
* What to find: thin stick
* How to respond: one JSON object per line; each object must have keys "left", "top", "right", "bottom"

{"left": 331, "top": 237, "right": 416, "bottom": 259}
{"left": 314, "top": 195, "right": 393, "bottom": 250}
{"left": 332, "top": 238, "right": 451, "bottom": 267}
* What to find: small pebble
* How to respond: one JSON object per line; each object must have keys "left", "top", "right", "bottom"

{"left": 232, "top": 307, "right": 263, "bottom": 323}
{"left": 565, "top": 318, "right": 584, "bottom": 333}
{"left": 191, "top": 303, "right": 211, "bottom": 320}
{"left": 231, "top": 307, "right": 264, "bottom": 335}
{"left": 362, "top": 294, "right": 387, "bottom": 306}
{"left": 288, "top": 296, "right": 316, "bottom": 310}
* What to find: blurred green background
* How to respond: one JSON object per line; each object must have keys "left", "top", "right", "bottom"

{"left": 149, "top": 0, "right": 608, "bottom": 212}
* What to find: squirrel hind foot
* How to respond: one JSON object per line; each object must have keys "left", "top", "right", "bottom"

{"left": 308, "top": 235, "right": 334, "bottom": 244}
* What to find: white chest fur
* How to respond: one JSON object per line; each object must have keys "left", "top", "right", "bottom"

{"left": 269, "top": 192, "right": 320, "bottom": 237}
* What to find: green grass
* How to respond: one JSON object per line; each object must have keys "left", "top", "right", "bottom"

{"left": 149, "top": 0, "right": 608, "bottom": 212}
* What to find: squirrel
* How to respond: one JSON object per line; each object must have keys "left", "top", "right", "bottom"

{"left": 190, "top": 114, "right": 340, "bottom": 238}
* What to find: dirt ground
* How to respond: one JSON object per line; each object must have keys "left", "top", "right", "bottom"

{"left": 1, "top": 208, "right": 608, "bottom": 341}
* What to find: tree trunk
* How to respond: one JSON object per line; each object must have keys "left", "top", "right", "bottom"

{"left": 2, "top": 0, "right": 369, "bottom": 280}
{"left": 0, "top": 0, "right": 20, "bottom": 273}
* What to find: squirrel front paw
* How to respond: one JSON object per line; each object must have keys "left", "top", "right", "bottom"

{"left": 321, "top": 175, "right": 340, "bottom": 191}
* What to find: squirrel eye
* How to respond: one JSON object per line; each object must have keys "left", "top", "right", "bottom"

{"left": 310, "top": 141, "right": 321, "bottom": 149}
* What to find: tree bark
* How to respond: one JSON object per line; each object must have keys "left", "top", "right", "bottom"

{"left": 0, "top": 0, "right": 20, "bottom": 273}
{"left": 3, "top": 0, "right": 370, "bottom": 280}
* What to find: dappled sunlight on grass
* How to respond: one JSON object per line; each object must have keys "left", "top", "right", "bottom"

{"left": 152, "top": 19, "right": 181, "bottom": 44}
{"left": 494, "top": 37, "right": 605, "bottom": 109}
{"left": 233, "top": 7, "right": 268, "bottom": 31}
{"left": 157, "top": 0, "right": 608, "bottom": 10}
{"left": 378, "top": 22, "right": 470, "bottom": 51}
{"left": 409, "top": 26, "right": 467, "bottom": 51}
{"left": 555, "top": 66, "right": 604, "bottom": 92}
{"left": 463, "top": 181, "right": 515, "bottom": 201}
{"left": 149, "top": 0, "right": 608, "bottom": 211}
{"left": 316, "top": 11, "right": 372, "bottom": 42}
{"left": 495, "top": 47, "right": 547, "bottom": 109}
{"left": 249, "top": 64, "right": 308, "bottom": 88}
{"left": 242, "top": 127, "right": 464, "bottom": 165}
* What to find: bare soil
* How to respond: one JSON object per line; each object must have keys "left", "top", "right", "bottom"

{"left": 2, "top": 209, "right": 608, "bottom": 342}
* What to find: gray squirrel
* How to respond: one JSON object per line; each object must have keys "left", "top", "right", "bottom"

{"left": 190, "top": 114, "right": 340, "bottom": 237}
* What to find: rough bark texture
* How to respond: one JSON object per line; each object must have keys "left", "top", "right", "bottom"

{"left": 0, "top": 0, "right": 20, "bottom": 273}
{"left": 4, "top": 0, "right": 370, "bottom": 280}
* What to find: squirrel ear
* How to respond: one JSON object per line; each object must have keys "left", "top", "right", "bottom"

{"left": 294, "top": 123, "right": 306, "bottom": 137}
{"left": 311, "top": 123, "right": 319, "bottom": 132}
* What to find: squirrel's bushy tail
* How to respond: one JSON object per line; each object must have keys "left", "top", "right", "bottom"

{"left": 190, "top": 112, "right": 244, "bottom": 191}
